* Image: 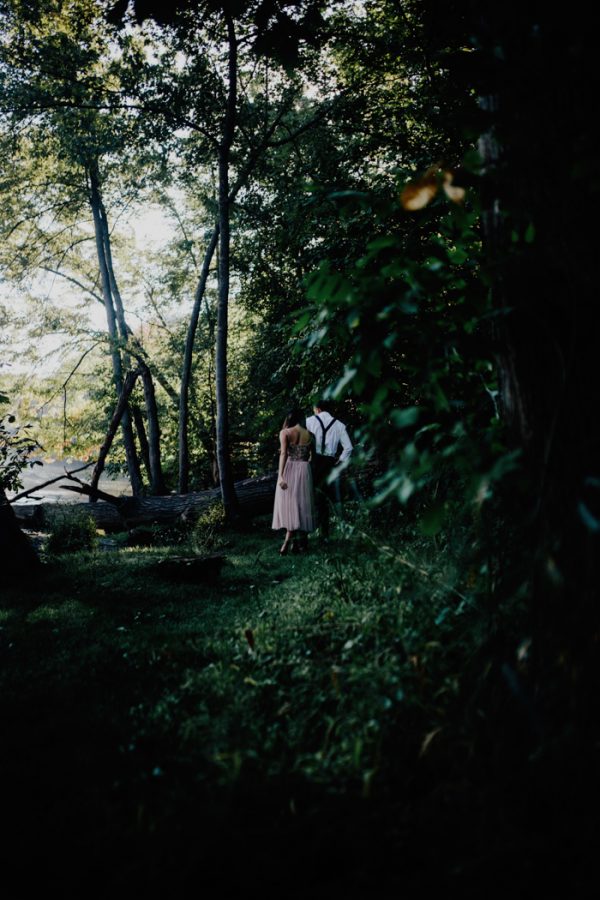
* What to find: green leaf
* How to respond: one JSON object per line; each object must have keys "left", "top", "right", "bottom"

{"left": 391, "top": 407, "right": 419, "bottom": 429}
{"left": 578, "top": 501, "right": 600, "bottom": 533}
{"left": 434, "top": 607, "right": 451, "bottom": 626}
{"left": 366, "top": 235, "right": 398, "bottom": 251}
{"left": 398, "top": 477, "right": 415, "bottom": 503}
{"left": 332, "top": 367, "right": 358, "bottom": 397}
{"left": 420, "top": 503, "right": 446, "bottom": 536}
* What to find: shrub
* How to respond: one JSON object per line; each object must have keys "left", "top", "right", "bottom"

{"left": 191, "top": 502, "right": 226, "bottom": 554}
{"left": 0, "top": 393, "right": 42, "bottom": 493}
{"left": 46, "top": 508, "right": 98, "bottom": 554}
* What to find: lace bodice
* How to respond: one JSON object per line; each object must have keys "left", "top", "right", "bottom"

{"left": 287, "top": 443, "right": 311, "bottom": 461}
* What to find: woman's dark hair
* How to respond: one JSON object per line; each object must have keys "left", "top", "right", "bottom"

{"left": 283, "top": 406, "right": 306, "bottom": 429}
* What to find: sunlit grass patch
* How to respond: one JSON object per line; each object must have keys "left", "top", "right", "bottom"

{"left": 25, "top": 600, "right": 94, "bottom": 624}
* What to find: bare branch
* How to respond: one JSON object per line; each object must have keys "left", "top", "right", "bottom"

{"left": 10, "top": 461, "right": 94, "bottom": 503}
{"left": 39, "top": 267, "right": 105, "bottom": 305}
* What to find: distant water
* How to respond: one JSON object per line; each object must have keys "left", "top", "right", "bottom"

{"left": 9, "top": 458, "right": 132, "bottom": 504}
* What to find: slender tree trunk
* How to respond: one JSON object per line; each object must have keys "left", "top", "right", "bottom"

{"left": 214, "top": 12, "right": 238, "bottom": 519}
{"left": 89, "top": 368, "right": 141, "bottom": 499}
{"left": 177, "top": 83, "right": 312, "bottom": 496}
{"left": 132, "top": 403, "right": 151, "bottom": 478}
{"left": 89, "top": 166, "right": 143, "bottom": 497}
{"left": 97, "top": 191, "right": 166, "bottom": 494}
{"left": 179, "top": 226, "right": 219, "bottom": 493}
{"left": 141, "top": 366, "right": 166, "bottom": 495}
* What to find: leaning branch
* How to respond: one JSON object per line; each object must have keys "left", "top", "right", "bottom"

{"left": 9, "top": 461, "right": 94, "bottom": 503}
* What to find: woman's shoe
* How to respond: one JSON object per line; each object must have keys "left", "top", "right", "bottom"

{"left": 280, "top": 537, "right": 293, "bottom": 556}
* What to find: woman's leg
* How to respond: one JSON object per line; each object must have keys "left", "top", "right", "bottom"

{"left": 280, "top": 529, "right": 295, "bottom": 555}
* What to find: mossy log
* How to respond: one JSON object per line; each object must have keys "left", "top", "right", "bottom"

{"left": 13, "top": 474, "right": 278, "bottom": 532}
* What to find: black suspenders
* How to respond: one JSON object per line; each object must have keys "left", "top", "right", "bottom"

{"left": 315, "top": 415, "right": 337, "bottom": 455}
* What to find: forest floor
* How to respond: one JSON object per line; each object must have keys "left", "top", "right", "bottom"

{"left": 0, "top": 509, "right": 595, "bottom": 897}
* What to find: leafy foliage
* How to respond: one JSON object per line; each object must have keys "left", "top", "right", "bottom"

{"left": 45, "top": 506, "right": 98, "bottom": 553}
{"left": 0, "top": 392, "right": 42, "bottom": 492}
{"left": 297, "top": 163, "right": 518, "bottom": 530}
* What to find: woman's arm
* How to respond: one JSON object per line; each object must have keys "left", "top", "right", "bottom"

{"left": 278, "top": 429, "right": 288, "bottom": 488}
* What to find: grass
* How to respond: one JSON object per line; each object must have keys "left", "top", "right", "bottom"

{"left": 0, "top": 509, "right": 594, "bottom": 896}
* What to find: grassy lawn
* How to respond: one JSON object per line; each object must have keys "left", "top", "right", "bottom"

{"left": 0, "top": 513, "right": 593, "bottom": 896}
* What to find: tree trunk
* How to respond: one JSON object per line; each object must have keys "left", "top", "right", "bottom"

{"left": 473, "top": 7, "right": 600, "bottom": 735}
{"left": 131, "top": 403, "right": 151, "bottom": 480}
{"left": 1, "top": 486, "right": 40, "bottom": 576}
{"left": 89, "top": 368, "right": 141, "bottom": 499}
{"left": 215, "top": 12, "right": 238, "bottom": 520}
{"left": 179, "top": 225, "right": 219, "bottom": 493}
{"left": 14, "top": 474, "right": 278, "bottom": 532}
{"left": 98, "top": 188, "right": 166, "bottom": 494}
{"left": 177, "top": 63, "right": 320, "bottom": 498}
{"left": 141, "top": 365, "right": 166, "bottom": 495}
{"left": 89, "top": 165, "right": 143, "bottom": 497}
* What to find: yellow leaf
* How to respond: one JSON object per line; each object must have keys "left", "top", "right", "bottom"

{"left": 401, "top": 168, "right": 439, "bottom": 210}
{"left": 442, "top": 170, "right": 466, "bottom": 204}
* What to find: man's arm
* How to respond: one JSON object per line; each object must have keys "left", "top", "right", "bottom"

{"left": 338, "top": 423, "right": 353, "bottom": 463}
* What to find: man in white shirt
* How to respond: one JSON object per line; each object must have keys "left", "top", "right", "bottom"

{"left": 306, "top": 401, "right": 353, "bottom": 538}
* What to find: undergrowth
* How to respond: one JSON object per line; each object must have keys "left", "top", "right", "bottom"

{"left": 0, "top": 508, "right": 589, "bottom": 895}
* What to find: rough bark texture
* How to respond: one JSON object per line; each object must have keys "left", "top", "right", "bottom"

{"left": 179, "top": 226, "right": 219, "bottom": 493}
{"left": 99, "top": 187, "right": 166, "bottom": 495}
{"left": 214, "top": 12, "right": 238, "bottom": 519}
{"left": 89, "top": 165, "right": 143, "bottom": 497}
{"left": 14, "top": 474, "right": 278, "bottom": 532}
{"left": 140, "top": 365, "right": 166, "bottom": 495}
{"left": 89, "top": 369, "right": 141, "bottom": 499}
{"left": 12, "top": 458, "right": 379, "bottom": 533}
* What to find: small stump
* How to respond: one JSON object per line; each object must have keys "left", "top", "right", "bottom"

{"left": 151, "top": 553, "right": 226, "bottom": 583}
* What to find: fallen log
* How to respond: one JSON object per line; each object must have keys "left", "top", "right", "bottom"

{"left": 13, "top": 473, "right": 278, "bottom": 532}
{"left": 12, "top": 459, "right": 381, "bottom": 533}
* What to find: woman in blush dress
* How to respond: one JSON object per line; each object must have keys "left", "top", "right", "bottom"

{"left": 272, "top": 406, "right": 316, "bottom": 554}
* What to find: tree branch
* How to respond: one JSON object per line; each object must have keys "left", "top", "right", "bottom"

{"left": 39, "top": 266, "right": 105, "bottom": 305}
{"left": 10, "top": 461, "right": 94, "bottom": 503}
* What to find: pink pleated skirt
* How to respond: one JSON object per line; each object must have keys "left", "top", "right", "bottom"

{"left": 272, "top": 459, "right": 316, "bottom": 532}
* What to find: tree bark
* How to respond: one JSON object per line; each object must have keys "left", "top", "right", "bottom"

{"left": 214, "top": 11, "right": 238, "bottom": 520}
{"left": 131, "top": 402, "right": 151, "bottom": 479}
{"left": 177, "top": 65, "right": 324, "bottom": 498}
{"left": 98, "top": 188, "right": 166, "bottom": 494}
{"left": 140, "top": 365, "right": 166, "bottom": 494}
{"left": 89, "top": 369, "right": 141, "bottom": 499}
{"left": 14, "top": 474, "right": 278, "bottom": 532}
{"left": 89, "top": 165, "right": 143, "bottom": 497}
{"left": 179, "top": 225, "right": 219, "bottom": 493}
{"left": 1, "top": 486, "right": 40, "bottom": 575}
